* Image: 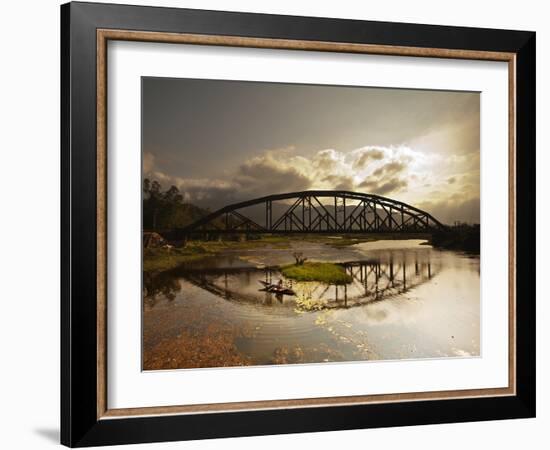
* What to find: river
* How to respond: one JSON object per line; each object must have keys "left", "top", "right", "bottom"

{"left": 142, "top": 239, "right": 480, "bottom": 370}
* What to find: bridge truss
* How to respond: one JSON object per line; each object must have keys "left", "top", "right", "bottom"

{"left": 180, "top": 190, "right": 445, "bottom": 235}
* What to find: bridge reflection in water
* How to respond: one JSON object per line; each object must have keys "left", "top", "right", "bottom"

{"left": 143, "top": 243, "right": 481, "bottom": 368}
{"left": 174, "top": 252, "right": 440, "bottom": 312}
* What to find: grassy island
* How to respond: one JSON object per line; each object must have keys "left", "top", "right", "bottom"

{"left": 281, "top": 262, "right": 352, "bottom": 284}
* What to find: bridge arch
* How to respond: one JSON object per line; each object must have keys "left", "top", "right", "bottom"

{"left": 180, "top": 190, "right": 446, "bottom": 234}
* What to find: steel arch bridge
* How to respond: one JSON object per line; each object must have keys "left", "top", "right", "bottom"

{"left": 180, "top": 190, "right": 446, "bottom": 235}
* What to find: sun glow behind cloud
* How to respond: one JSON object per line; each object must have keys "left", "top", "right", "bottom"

{"left": 142, "top": 78, "right": 480, "bottom": 225}
{"left": 144, "top": 139, "right": 480, "bottom": 224}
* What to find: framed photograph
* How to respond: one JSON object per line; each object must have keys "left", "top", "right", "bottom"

{"left": 61, "top": 2, "right": 536, "bottom": 447}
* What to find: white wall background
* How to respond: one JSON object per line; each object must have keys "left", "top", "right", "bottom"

{"left": 0, "top": 1, "right": 546, "bottom": 448}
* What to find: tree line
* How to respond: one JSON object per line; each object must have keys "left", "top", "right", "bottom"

{"left": 143, "top": 179, "right": 209, "bottom": 229}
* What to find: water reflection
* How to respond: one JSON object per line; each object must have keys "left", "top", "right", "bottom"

{"left": 164, "top": 254, "right": 440, "bottom": 312}
{"left": 143, "top": 270, "right": 182, "bottom": 307}
{"left": 142, "top": 241, "right": 480, "bottom": 369}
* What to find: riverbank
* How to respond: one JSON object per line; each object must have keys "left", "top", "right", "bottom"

{"left": 143, "top": 235, "right": 290, "bottom": 271}
{"left": 143, "top": 229, "right": 482, "bottom": 275}
{"left": 430, "top": 227, "right": 480, "bottom": 253}
{"left": 143, "top": 232, "right": 432, "bottom": 273}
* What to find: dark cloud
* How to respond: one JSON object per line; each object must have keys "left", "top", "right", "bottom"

{"left": 234, "top": 156, "right": 311, "bottom": 195}
{"left": 313, "top": 149, "right": 340, "bottom": 171}
{"left": 358, "top": 159, "right": 408, "bottom": 195}
{"left": 359, "top": 177, "right": 408, "bottom": 195}
{"left": 353, "top": 148, "right": 385, "bottom": 169}
{"left": 322, "top": 175, "right": 355, "bottom": 191}
{"left": 170, "top": 179, "right": 239, "bottom": 209}
{"left": 372, "top": 161, "right": 407, "bottom": 177}
{"left": 147, "top": 153, "right": 312, "bottom": 210}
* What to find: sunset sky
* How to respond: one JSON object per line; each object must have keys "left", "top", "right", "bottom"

{"left": 143, "top": 77, "right": 480, "bottom": 224}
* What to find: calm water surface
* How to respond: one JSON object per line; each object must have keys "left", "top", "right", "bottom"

{"left": 143, "top": 239, "right": 480, "bottom": 369}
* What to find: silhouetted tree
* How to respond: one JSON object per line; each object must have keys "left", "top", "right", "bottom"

{"left": 293, "top": 252, "right": 308, "bottom": 265}
{"left": 143, "top": 179, "right": 221, "bottom": 230}
{"left": 143, "top": 178, "right": 166, "bottom": 228}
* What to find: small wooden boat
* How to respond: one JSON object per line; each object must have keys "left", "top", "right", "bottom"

{"left": 258, "top": 280, "right": 296, "bottom": 296}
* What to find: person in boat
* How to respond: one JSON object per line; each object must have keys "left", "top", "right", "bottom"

{"left": 277, "top": 279, "right": 284, "bottom": 290}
